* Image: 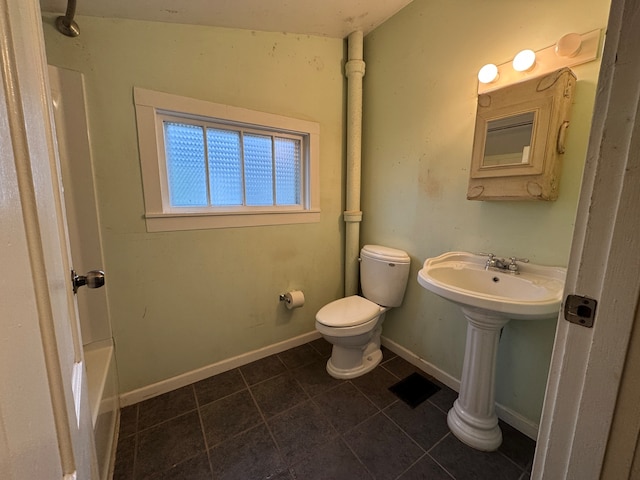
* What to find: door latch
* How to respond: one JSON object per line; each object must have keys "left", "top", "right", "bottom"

{"left": 71, "top": 269, "right": 105, "bottom": 294}
{"left": 564, "top": 294, "right": 597, "bottom": 328}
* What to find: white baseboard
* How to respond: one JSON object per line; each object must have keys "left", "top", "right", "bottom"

{"left": 118, "top": 330, "right": 539, "bottom": 440}
{"left": 119, "top": 330, "right": 322, "bottom": 407}
{"left": 495, "top": 403, "right": 539, "bottom": 441}
{"left": 381, "top": 336, "right": 539, "bottom": 440}
{"left": 382, "top": 336, "right": 461, "bottom": 391}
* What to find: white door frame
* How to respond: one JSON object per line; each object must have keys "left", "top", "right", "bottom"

{"left": 533, "top": 0, "right": 640, "bottom": 477}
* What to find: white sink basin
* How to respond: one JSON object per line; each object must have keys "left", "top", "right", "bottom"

{"left": 417, "top": 251, "right": 567, "bottom": 451}
{"left": 417, "top": 251, "right": 566, "bottom": 320}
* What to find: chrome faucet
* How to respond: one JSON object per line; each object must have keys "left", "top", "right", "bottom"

{"left": 482, "top": 253, "right": 529, "bottom": 274}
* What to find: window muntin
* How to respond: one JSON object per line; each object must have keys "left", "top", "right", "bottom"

{"left": 134, "top": 87, "right": 320, "bottom": 231}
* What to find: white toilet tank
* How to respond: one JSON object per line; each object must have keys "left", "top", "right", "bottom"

{"left": 360, "top": 245, "right": 411, "bottom": 307}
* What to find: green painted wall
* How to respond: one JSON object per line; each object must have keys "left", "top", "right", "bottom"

{"left": 362, "top": 0, "right": 609, "bottom": 424}
{"left": 42, "top": 16, "right": 346, "bottom": 393}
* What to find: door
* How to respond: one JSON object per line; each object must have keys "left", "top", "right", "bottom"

{"left": 0, "top": 0, "right": 96, "bottom": 478}
{"left": 49, "top": 64, "right": 115, "bottom": 480}
{"left": 532, "top": 0, "right": 640, "bottom": 477}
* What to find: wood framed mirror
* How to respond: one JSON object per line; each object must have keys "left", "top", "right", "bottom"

{"left": 467, "top": 68, "right": 576, "bottom": 201}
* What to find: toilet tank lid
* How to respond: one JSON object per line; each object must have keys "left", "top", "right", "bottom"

{"left": 316, "top": 295, "right": 381, "bottom": 327}
{"left": 361, "top": 245, "right": 410, "bottom": 263}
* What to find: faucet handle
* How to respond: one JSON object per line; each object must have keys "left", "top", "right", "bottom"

{"left": 509, "top": 257, "right": 529, "bottom": 264}
{"left": 508, "top": 257, "right": 529, "bottom": 273}
{"left": 478, "top": 253, "right": 496, "bottom": 269}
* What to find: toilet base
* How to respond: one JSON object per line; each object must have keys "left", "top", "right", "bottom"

{"left": 326, "top": 347, "right": 382, "bottom": 379}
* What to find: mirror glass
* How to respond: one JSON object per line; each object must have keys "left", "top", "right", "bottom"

{"left": 482, "top": 112, "right": 535, "bottom": 167}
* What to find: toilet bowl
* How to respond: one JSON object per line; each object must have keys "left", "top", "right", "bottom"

{"left": 316, "top": 295, "right": 389, "bottom": 378}
{"left": 315, "top": 245, "right": 410, "bottom": 379}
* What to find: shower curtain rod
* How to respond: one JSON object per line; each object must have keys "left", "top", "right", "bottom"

{"left": 56, "top": 0, "right": 80, "bottom": 37}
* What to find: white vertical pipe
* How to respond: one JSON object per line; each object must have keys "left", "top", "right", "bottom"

{"left": 344, "top": 31, "right": 365, "bottom": 296}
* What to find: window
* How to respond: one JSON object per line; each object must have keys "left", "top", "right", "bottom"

{"left": 162, "top": 118, "right": 304, "bottom": 208}
{"left": 134, "top": 87, "right": 320, "bottom": 231}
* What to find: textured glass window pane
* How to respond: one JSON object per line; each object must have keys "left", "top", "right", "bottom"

{"left": 207, "top": 128, "right": 243, "bottom": 206}
{"left": 164, "top": 122, "right": 207, "bottom": 206}
{"left": 274, "top": 137, "right": 301, "bottom": 205}
{"left": 244, "top": 134, "right": 273, "bottom": 206}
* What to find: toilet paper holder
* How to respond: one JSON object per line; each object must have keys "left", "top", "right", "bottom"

{"left": 279, "top": 293, "right": 300, "bottom": 304}
{"left": 279, "top": 290, "right": 305, "bottom": 309}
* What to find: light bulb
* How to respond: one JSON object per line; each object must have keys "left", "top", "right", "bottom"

{"left": 478, "top": 64, "right": 499, "bottom": 84}
{"left": 556, "top": 33, "right": 582, "bottom": 57}
{"left": 512, "top": 49, "right": 536, "bottom": 72}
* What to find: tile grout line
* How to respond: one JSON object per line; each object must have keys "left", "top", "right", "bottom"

{"left": 426, "top": 451, "right": 458, "bottom": 480}
{"left": 276, "top": 343, "right": 323, "bottom": 371}
{"left": 132, "top": 404, "right": 139, "bottom": 479}
{"left": 379, "top": 362, "right": 404, "bottom": 380}
{"left": 198, "top": 370, "right": 249, "bottom": 398}
{"left": 306, "top": 339, "right": 327, "bottom": 357}
{"left": 377, "top": 393, "right": 457, "bottom": 480}
{"left": 334, "top": 423, "right": 377, "bottom": 480}
{"left": 144, "top": 386, "right": 211, "bottom": 477}
{"left": 239, "top": 367, "right": 292, "bottom": 477}
{"left": 425, "top": 433, "right": 460, "bottom": 480}
{"left": 192, "top": 383, "right": 216, "bottom": 478}
{"left": 395, "top": 452, "right": 456, "bottom": 480}
{"left": 379, "top": 405, "right": 428, "bottom": 454}
{"left": 392, "top": 451, "right": 428, "bottom": 480}
{"left": 428, "top": 397, "right": 451, "bottom": 416}
{"left": 349, "top": 375, "right": 401, "bottom": 411}
{"left": 134, "top": 406, "right": 200, "bottom": 434}
{"left": 307, "top": 382, "right": 380, "bottom": 436}
{"left": 426, "top": 431, "right": 453, "bottom": 455}
{"left": 281, "top": 368, "right": 373, "bottom": 477}
{"left": 497, "top": 448, "right": 530, "bottom": 476}
{"left": 378, "top": 406, "right": 430, "bottom": 472}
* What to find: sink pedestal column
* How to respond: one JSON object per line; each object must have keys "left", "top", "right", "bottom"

{"left": 447, "top": 307, "right": 510, "bottom": 451}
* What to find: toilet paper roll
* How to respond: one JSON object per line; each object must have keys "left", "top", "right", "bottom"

{"left": 284, "top": 290, "right": 305, "bottom": 310}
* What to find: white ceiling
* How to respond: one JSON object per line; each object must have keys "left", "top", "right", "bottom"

{"left": 39, "top": 0, "right": 414, "bottom": 38}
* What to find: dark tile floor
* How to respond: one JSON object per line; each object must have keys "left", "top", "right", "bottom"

{"left": 113, "top": 339, "right": 535, "bottom": 479}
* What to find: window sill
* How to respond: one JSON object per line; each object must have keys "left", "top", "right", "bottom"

{"left": 144, "top": 209, "right": 321, "bottom": 232}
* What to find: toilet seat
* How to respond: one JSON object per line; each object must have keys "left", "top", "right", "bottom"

{"left": 315, "top": 295, "right": 381, "bottom": 327}
{"left": 315, "top": 315, "right": 380, "bottom": 338}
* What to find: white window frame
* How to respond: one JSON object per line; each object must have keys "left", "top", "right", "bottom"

{"left": 134, "top": 87, "right": 320, "bottom": 231}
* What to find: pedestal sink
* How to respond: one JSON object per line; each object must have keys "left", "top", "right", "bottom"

{"left": 417, "top": 252, "right": 566, "bottom": 451}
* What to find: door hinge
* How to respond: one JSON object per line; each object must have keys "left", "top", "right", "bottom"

{"left": 564, "top": 294, "right": 597, "bottom": 328}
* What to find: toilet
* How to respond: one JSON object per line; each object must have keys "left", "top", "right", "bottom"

{"left": 315, "top": 245, "right": 411, "bottom": 379}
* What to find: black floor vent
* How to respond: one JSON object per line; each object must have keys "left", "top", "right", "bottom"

{"left": 389, "top": 372, "right": 441, "bottom": 409}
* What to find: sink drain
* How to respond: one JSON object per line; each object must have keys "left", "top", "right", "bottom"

{"left": 492, "top": 277, "right": 500, "bottom": 282}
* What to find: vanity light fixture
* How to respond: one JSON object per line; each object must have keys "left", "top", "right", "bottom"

{"left": 512, "top": 49, "right": 537, "bottom": 72}
{"left": 478, "top": 63, "right": 499, "bottom": 84}
{"left": 477, "top": 29, "right": 601, "bottom": 94}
